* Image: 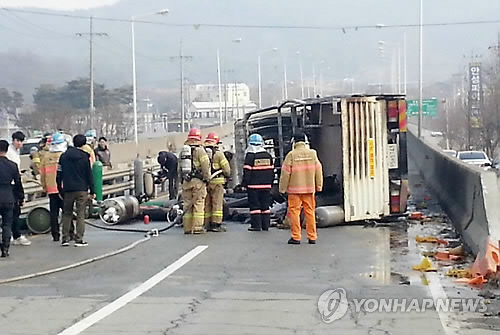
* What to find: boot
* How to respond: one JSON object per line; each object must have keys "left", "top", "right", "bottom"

{"left": 208, "top": 223, "right": 226, "bottom": 232}
{"left": 1, "top": 244, "right": 9, "bottom": 258}
{"left": 261, "top": 214, "right": 271, "bottom": 231}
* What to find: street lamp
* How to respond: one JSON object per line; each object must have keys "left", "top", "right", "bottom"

{"left": 131, "top": 9, "right": 169, "bottom": 148}
{"left": 273, "top": 48, "right": 288, "bottom": 100}
{"left": 296, "top": 51, "right": 305, "bottom": 99}
{"left": 418, "top": 0, "right": 424, "bottom": 138}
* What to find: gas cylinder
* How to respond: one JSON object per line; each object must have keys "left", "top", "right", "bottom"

{"left": 315, "top": 206, "right": 345, "bottom": 228}
{"left": 99, "top": 196, "right": 141, "bottom": 225}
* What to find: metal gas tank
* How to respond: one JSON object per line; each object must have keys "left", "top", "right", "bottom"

{"left": 99, "top": 196, "right": 140, "bottom": 225}
{"left": 315, "top": 206, "right": 345, "bottom": 228}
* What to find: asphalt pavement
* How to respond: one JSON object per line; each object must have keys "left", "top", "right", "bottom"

{"left": 0, "top": 152, "right": 499, "bottom": 334}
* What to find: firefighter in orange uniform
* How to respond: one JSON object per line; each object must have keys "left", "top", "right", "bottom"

{"left": 203, "top": 132, "right": 231, "bottom": 232}
{"left": 181, "top": 128, "right": 211, "bottom": 234}
{"left": 279, "top": 132, "right": 323, "bottom": 245}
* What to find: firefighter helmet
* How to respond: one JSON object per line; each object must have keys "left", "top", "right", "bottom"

{"left": 51, "top": 133, "right": 66, "bottom": 145}
{"left": 205, "top": 132, "right": 220, "bottom": 145}
{"left": 248, "top": 133, "right": 264, "bottom": 146}
{"left": 187, "top": 128, "right": 202, "bottom": 141}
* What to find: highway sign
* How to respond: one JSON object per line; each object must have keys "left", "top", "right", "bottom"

{"left": 407, "top": 98, "right": 438, "bottom": 117}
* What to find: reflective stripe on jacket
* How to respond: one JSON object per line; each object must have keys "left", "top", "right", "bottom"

{"left": 40, "top": 151, "right": 63, "bottom": 194}
{"left": 242, "top": 145, "right": 274, "bottom": 190}
{"left": 279, "top": 142, "right": 323, "bottom": 194}
{"left": 210, "top": 150, "right": 231, "bottom": 184}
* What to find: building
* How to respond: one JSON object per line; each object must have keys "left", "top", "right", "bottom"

{"left": 190, "top": 83, "right": 256, "bottom": 121}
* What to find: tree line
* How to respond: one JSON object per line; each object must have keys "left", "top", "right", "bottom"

{"left": 0, "top": 78, "right": 133, "bottom": 140}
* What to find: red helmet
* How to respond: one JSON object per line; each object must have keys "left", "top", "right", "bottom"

{"left": 187, "top": 128, "right": 202, "bottom": 141}
{"left": 205, "top": 132, "right": 220, "bottom": 145}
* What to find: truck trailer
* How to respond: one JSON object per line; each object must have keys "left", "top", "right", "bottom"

{"left": 234, "top": 95, "right": 409, "bottom": 224}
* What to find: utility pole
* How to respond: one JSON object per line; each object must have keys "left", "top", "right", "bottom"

{"left": 217, "top": 48, "right": 223, "bottom": 126}
{"left": 170, "top": 41, "right": 192, "bottom": 132}
{"left": 76, "top": 16, "right": 107, "bottom": 131}
{"left": 403, "top": 32, "right": 408, "bottom": 95}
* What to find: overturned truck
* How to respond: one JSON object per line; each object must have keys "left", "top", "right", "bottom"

{"left": 235, "top": 95, "right": 409, "bottom": 225}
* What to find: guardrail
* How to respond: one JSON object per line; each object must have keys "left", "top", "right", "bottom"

{"left": 22, "top": 161, "right": 161, "bottom": 215}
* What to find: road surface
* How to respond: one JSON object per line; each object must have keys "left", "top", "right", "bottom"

{"left": 0, "top": 158, "right": 498, "bottom": 335}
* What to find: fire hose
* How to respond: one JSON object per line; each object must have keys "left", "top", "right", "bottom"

{"left": 0, "top": 205, "right": 185, "bottom": 285}
{"left": 0, "top": 235, "right": 153, "bottom": 285}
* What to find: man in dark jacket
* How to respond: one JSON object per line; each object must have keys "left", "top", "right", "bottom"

{"left": 57, "top": 134, "right": 95, "bottom": 247}
{"left": 0, "top": 140, "right": 24, "bottom": 257}
{"left": 95, "top": 137, "right": 112, "bottom": 168}
{"left": 157, "top": 151, "right": 178, "bottom": 200}
{"left": 242, "top": 134, "right": 275, "bottom": 231}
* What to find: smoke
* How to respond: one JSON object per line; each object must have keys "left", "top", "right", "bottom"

{"left": 0, "top": 0, "right": 121, "bottom": 11}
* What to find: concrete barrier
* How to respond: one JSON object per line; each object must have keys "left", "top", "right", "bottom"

{"left": 408, "top": 130, "right": 500, "bottom": 255}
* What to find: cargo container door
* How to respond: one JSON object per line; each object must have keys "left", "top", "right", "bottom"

{"left": 341, "top": 97, "right": 390, "bottom": 222}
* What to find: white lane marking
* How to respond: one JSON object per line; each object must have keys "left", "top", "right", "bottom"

{"left": 425, "top": 272, "right": 458, "bottom": 335}
{"left": 57, "top": 245, "right": 208, "bottom": 335}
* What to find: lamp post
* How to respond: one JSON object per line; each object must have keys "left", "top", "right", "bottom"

{"left": 131, "top": 9, "right": 169, "bottom": 147}
{"left": 418, "top": 0, "right": 424, "bottom": 138}
{"left": 296, "top": 51, "right": 305, "bottom": 99}
{"left": 272, "top": 48, "right": 288, "bottom": 100}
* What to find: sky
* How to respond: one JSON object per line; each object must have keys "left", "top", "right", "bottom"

{"left": 0, "top": 0, "right": 119, "bottom": 10}
{"left": 0, "top": 0, "right": 499, "bottom": 102}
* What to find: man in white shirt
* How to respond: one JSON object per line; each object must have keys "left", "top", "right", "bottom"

{"left": 7, "top": 131, "right": 30, "bottom": 246}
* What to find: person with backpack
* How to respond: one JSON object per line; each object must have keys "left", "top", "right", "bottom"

{"left": 203, "top": 132, "right": 231, "bottom": 232}
{"left": 242, "top": 134, "right": 275, "bottom": 232}
{"left": 181, "top": 128, "right": 211, "bottom": 234}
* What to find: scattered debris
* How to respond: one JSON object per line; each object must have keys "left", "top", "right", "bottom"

{"left": 416, "top": 235, "right": 449, "bottom": 245}
{"left": 410, "top": 212, "right": 424, "bottom": 220}
{"left": 447, "top": 268, "right": 472, "bottom": 278}
{"left": 479, "top": 289, "right": 500, "bottom": 300}
{"left": 456, "top": 276, "right": 488, "bottom": 286}
{"left": 412, "top": 257, "right": 437, "bottom": 272}
{"left": 422, "top": 250, "right": 437, "bottom": 257}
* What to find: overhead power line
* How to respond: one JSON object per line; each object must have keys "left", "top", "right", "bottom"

{"left": 1, "top": 7, "right": 499, "bottom": 31}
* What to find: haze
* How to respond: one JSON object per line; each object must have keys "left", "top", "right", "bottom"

{"left": 0, "top": 0, "right": 498, "bottom": 101}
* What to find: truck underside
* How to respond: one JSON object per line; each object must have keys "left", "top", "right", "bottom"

{"left": 234, "top": 95, "right": 408, "bottom": 224}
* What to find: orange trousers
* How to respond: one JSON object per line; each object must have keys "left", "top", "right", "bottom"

{"left": 288, "top": 193, "right": 317, "bottom": 241}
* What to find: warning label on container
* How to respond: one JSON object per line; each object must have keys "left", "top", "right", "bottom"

{"left": 368, "top": 139, "right": 375, "bottom": 178}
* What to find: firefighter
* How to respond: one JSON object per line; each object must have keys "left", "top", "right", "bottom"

{"left": 29, "top": 147, "right": 40, "bottom": 178}
{"left": 204, "top": 132, "right": 231, "bottom": 232}
{"left": 40, "top": 133, "right": 68, "bottom": 241}
{"left": 242, "top": 134, "right": 275, "bottom": 231}
{"left": 181, "top": 128, "right": 211, "bottom": 234}
{"left": 279, "top": 132, "right": 323, "bottom": 244}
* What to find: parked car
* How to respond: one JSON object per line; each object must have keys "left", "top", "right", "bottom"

{"left": 457, "top": 151, "right": 491, "bottom": 167}
{"left": 443, "top": 149, "right": 457, "bottom": 157}
{"left": 20, "top": 138, "right": 42, "bottom": 155}
{"left": 431, "top": 131, "right": 443, "bottom": 137}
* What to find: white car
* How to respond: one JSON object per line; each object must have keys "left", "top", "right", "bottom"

{"left": 457, "top": 151, "right": 492, "bottom": 167}
{"left": 443, "top": 149, "right": 457, "bottom": 157}
{"left": 431, "top": 131, "right": 443, "bottom": 137}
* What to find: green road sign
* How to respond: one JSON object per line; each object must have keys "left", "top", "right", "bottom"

{"left": 407, "top": 98, "right": 438, "bottom": 117}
